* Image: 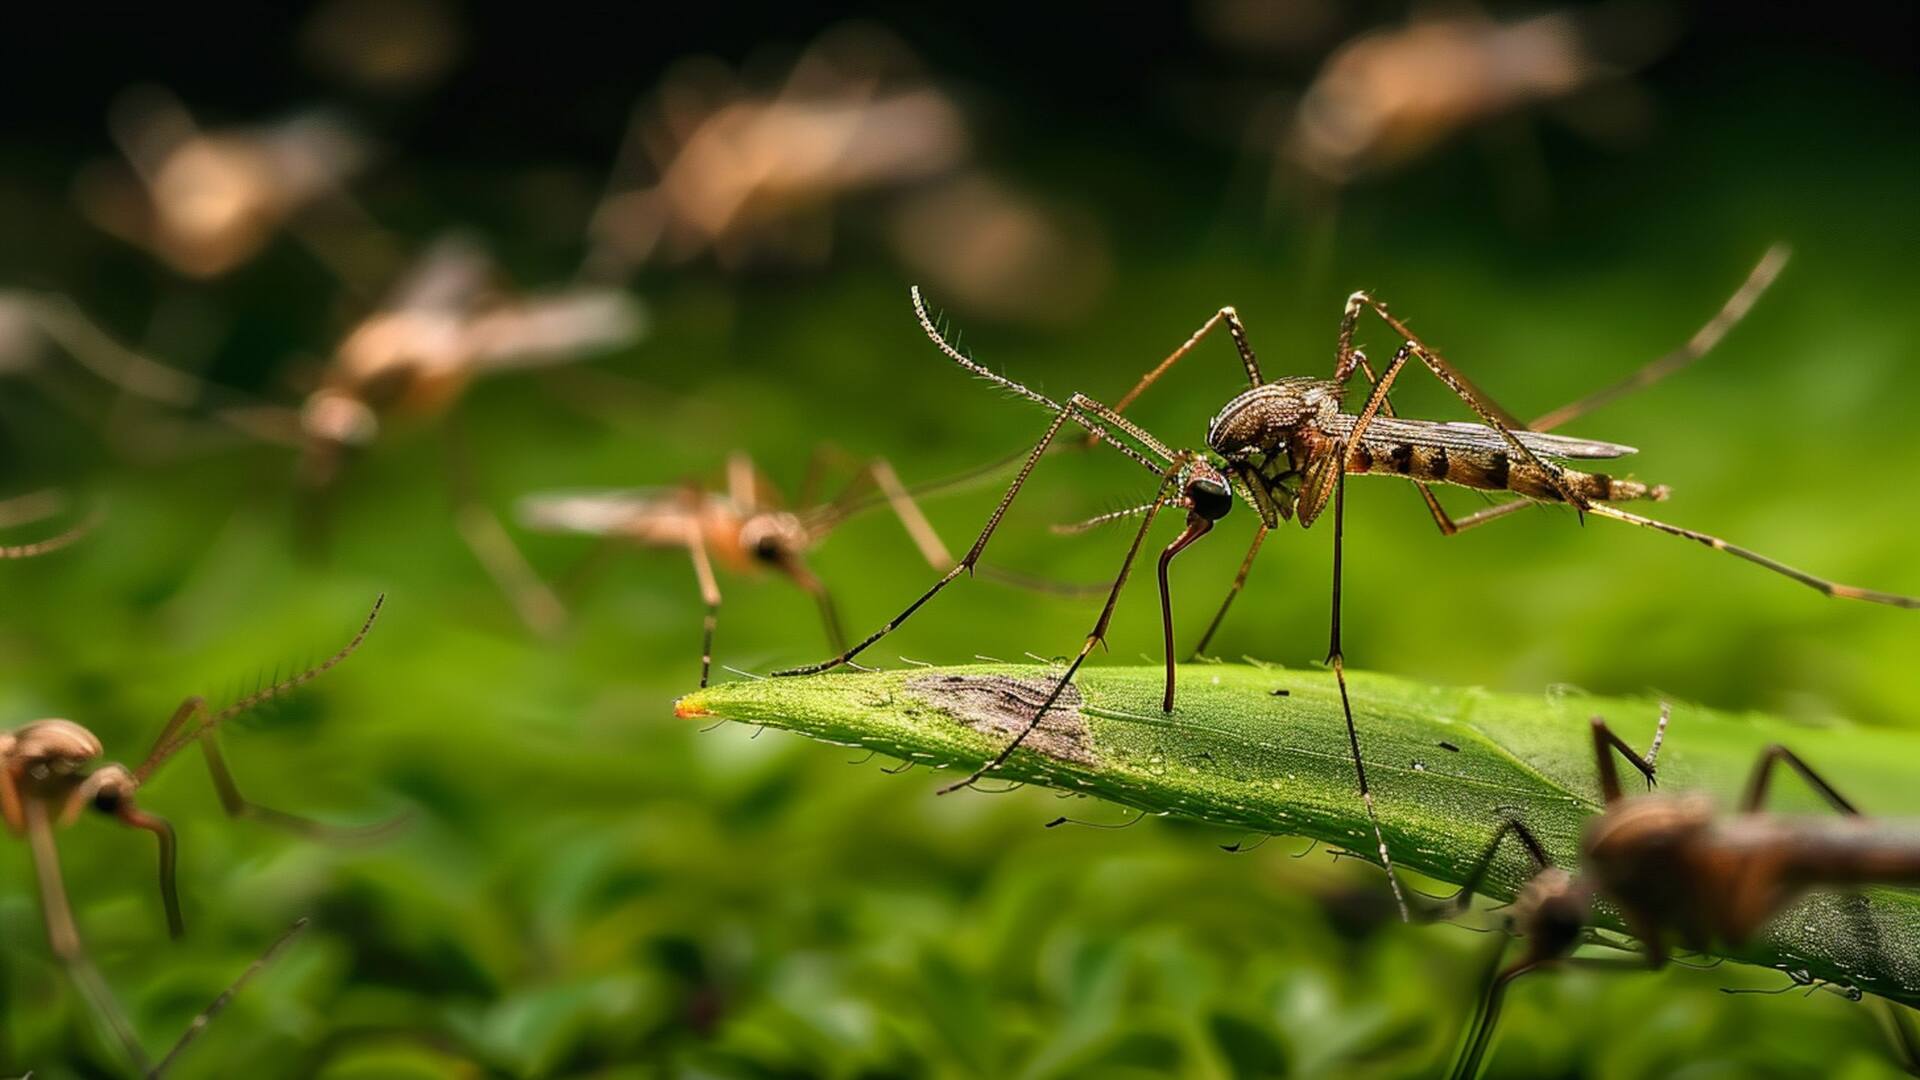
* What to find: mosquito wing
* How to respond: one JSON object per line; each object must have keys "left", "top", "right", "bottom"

{"left": 1328, "top": 414, "right": 1637, "bottom": 459}
{"left": 517, "top": 487, "right": 727, "bottom": 537}
{"left": 465, "top": 290, "right": 648, "bottom": 373}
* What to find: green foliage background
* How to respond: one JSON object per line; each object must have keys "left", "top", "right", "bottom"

{"left": 2, "top": 10, "right": 1919, "bottom": 1077}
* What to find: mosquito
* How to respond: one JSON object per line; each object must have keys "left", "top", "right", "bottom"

{"left": 1285, "top": 8, "right": 1664, "bottom": 188}
{"left": 1433, "top": 707, "right": 1920, "bottom": 1080}
{"left": 0, "top": 597, "right": 400, "bottom": 1073}
{"left": 74, "top": 85, "right": 379, "bottom": 280}
{"left": 519, "top": 446, "right": 1079, "bottom": 688}
{"left": 15, "top": 240, "right": 642, "bottom": 634}
{"left": 774, "top": 246, "right": 1915, "bottom": 921}
{"left": 584, "top": 24, "right": 969, "bottom": 276}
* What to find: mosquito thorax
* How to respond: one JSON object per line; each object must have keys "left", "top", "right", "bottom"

{"left": 9, "top": 719, "right": 104, "bottom": 769}
{"left": 6, "top": 720, "right": 105, "bottom": 795}
{"left": 1204, "top": 377, "right": 1344, "bottom": 460}
{"left": 1581, "top": 795, "right": 1714, "bottom": 919}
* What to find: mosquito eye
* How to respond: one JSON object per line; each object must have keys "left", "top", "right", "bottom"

{"left": 1188, "top": 479, "right": 1233, "bottom": 521}
{"left": 91, "top": 787, "right": 122, "bottom": 814}
{"left": 754, "top": 536, "right": 783, "bottom": 560}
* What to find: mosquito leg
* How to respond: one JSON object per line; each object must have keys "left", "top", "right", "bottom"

{"left": 1337, "top": 354, "right": 1536, "bottom": 539}
{"left": 1583, "top": 503, "right": 1920, "bottom": 608}
{"left": 0, "top": 764, "right": 27, "bottom": 834}
{"left": 684, "top": 523, "right": 723, "bottom": 688}
{"left": 1325, "top": 463, "right": 1409, "bottom": 921}
{"left": 199, "top": 738, "right": 408, "bottom": 842}
{"left": 728, "top": 450, "right": 766, "bottom": 513}
{"left": 937, "top": 467, "right": 1181, "bottom": 794}
{"left": 1087, "top": 305, "right": 1264, "bottom": 446}
{"left": 23, "top": 801, "right": 151, "bottom": 1073}
{"left": 1190, "top": 525, "right": 1267, "bottom": 659}
{"left": 774, "top": 396, "right": 1145, "bottom": 678}
{"left": 454, "top": 502, "right": 568, "bottom": 638}
{"left": 1423, "top": 817, "right": 1551, "bottom": 921}
{"left": 149, "top": 918, "right": 309, "bottom": 1078}
{"left": 780, "top": 556, "right": 846, "bottom": 654}
{"left": 1588, "top": 715, "right": 1662, "bottom": 804}
{"left": 1739, "top": 745, "right": 1859, "bottom": 816}
{"left": 1338, "top": 293, "right": 1587, "bottom": 509}
{"left": 851, "top": 457, "right": 956, "bottom": 570}
{"left": 443, "top": 419, "right": 567, "bottom": 638}
{"left": 1449, "top": 957, "right": 1538, "bottom": 1080}
{"left": 109, "top": 802, "right": 182, "bottom": 939}
{"left": 144, "top": 697, "right": 205, "bottom": 764}
{"left": 1529, "top": 245, "right": 1790, "bottom": 432}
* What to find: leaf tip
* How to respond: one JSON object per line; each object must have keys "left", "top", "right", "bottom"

{"left": 673, "top": 693, "right": 712, "bottom": 720}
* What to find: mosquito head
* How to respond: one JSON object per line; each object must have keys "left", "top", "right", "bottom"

{"left": 1182, "top": 460, "right": 1234, "bottom": 522}
{"left": 1510, "top": 866, "right": 1593, "bottom": 963}
{"left": 741, "top": 511, "right": 809, "bottom": 564}
{"left": 77, "top": 763, "right": 139, "bottom": 816}
{"left": 300, "top": 388, "right": 381, "bottom": 448}
{"left": 1205, "top": 377, "right": 1343, "bottom": 461}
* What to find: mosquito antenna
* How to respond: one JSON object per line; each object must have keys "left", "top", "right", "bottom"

{"left": 1450, "top": 957, "right": 1533, "bottom": 1080}
{"left": 911, "top": 288, "right": 1168, "bottom": 475}
{"left": 136, "top": 596, "right": 384, "bottom": 781}
{"left": 912, "top": 286, "right": 1059, "bottom": 410}
{"left": 149, "top": 918, "right": 309, "bottom": 1078}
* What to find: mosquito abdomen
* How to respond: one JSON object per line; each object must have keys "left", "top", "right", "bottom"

{"left": 1349, "top": 439, "right": 1668, "bottom": 503}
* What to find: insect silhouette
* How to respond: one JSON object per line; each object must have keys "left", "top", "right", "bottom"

{"left": 0, "top": 597, "right": 400, "bottom": 1073}
{"left": 775, "top": 246, "right": 1915, "bottom": 920}
{"left": 75, "top": 85, "right": 376, "bottom": 280}
{"left": 1285, "top": 8, "right": 1664, "bottom": 189}
{"left": 520, "top": 447, "right": 1075, "bottom": 688}
{"left": 1437, "top": 707, "right": 1920, "bottom": 1079}
{"left": 13, "top": 240, "right": 642, "bottom": 633}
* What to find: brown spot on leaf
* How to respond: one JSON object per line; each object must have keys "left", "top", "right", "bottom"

{"left": 906, "top": 673, "right": 1095, "bottom": 766}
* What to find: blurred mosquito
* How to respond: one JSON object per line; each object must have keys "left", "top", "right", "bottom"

{"left": 584, "top": 24, "right": 969, "bottom": 276}
{"left": 1434, "top": 707, "right": 1920, "bottom": 1079}
{"left": 520, "top": 446, "right": 1079, "bottom": 687}
{"left": 15, "top": 239, "right": 643, "bottom": 633}
{"left": 0, "top": 597, "right": 399, "bottom": 1073}
{"left": 1285, "top": 8, "right": 1666, "bottom": 190}
{"left": 776, "top": 245, "right": 1916, "bottom": 919}
{"left": 74, "top": 85, "right": 383, "bottom": 281}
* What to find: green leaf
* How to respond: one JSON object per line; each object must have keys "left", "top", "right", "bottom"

{"left": 676, "top": 664, "right": 1920, "bottom": 1004}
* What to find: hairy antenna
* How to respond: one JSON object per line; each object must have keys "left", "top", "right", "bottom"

{"left": 136, "top": 596, "right": 385, "bottom": 781}
{"left": 911, "top": 286, "right": 1061, "bottom": 411}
